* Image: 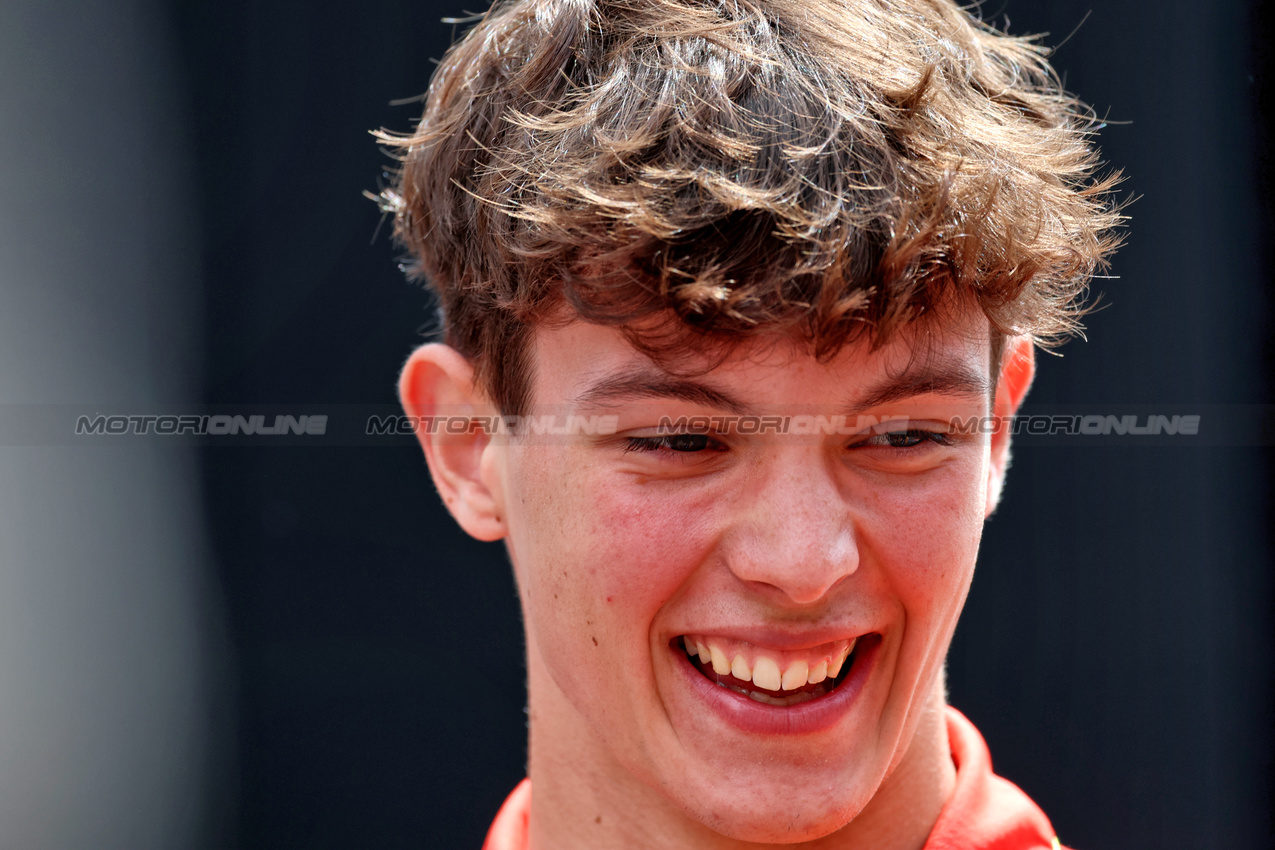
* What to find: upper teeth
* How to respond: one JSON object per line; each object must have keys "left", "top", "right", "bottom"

{"left": 682, "top": 635, "right": 856, "bottom": 692}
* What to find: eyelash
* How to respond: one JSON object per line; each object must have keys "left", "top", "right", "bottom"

{"left": 855, "top": 429, "right": 955, "bottom": 450}
{"left": 624, "top": 433, "right": 725, "bottom": 454}
{"left": 623, "top": 429, "right": 954, "bottom": 454}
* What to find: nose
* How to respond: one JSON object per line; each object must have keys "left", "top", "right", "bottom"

{"left": 722, "top": 449, "right": 860, "bottom": 604}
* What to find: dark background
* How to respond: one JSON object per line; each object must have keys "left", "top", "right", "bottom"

{"left": 2, "top": 0, "right": 1271, "bottom": 847}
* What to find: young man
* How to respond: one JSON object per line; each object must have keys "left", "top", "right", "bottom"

{"left": 378, "top": 0, "right": 1121, "bottom": 846}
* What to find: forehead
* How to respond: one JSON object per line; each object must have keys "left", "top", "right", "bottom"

{"left": 525, "top": 306, "right": 994, "bottom": 409}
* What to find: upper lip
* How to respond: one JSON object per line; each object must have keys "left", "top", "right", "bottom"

{"left": 670, "top": 625, "right": 872, "bottom": 652}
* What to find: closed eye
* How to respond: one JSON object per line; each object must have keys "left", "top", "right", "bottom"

{"left": 624, "top": 433, "right": 726, "bottom": 453}
{"left": 853, "top": 429, "right": 954, "bottom": 450}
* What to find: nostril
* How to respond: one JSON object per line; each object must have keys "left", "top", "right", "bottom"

{"left": 719, "top": 514, "right": 860, "bottom": 605}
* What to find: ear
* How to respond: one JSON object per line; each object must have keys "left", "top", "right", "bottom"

{"left": 398, "top": 344, "right": 507, "bottom": 542}
{"left": 985, "top": 336, "right": 1035, "bottom": 517}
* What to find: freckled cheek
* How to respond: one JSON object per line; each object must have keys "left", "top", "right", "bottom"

{"left": 511, "top": 465, "right": 715, "bottom": 648}
{"left": 579, "top": 482, "right": 719, "bottom": 615}
{"left": 858, "top": 467, "right": 985, "bottom": 614}
{"left": 512, "top": 469, "right": 719, "bottom": 725}
{"left": 503, "top": 456, "right": 595, "bottom": 638}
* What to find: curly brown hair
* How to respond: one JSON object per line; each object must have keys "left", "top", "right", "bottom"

{"left": 376, "top": 0, "right": 1123, "bottom": 415}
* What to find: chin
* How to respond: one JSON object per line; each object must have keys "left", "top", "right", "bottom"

{"left": 666, "top": 767, "right": 871, "bottom": 845}
{"left": 692, "top": 801, "right": 857, "bottom": 845}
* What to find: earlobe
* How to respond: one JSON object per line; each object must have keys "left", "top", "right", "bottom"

{"left": 399, "top": 344, "right": 507, "bottom": 542}
{"left": 985, "top": 337, "right": 1035, "bottom": 517}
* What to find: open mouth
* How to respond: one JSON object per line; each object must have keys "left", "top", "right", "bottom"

{"left": 673, "top": 633, "right": 873, "bottom": 708}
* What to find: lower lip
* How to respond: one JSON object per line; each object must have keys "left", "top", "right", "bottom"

{"left": 674, "top": 635, "right": 881, "bottom": 736}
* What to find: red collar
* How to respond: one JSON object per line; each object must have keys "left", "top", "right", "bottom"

{"left": 484, "top": 706, "right": 1065, "bottom": 850}
{"left": 925, "top": 707, "right": 1063, "bottom": 850}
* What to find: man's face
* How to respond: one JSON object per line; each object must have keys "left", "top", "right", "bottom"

{"left": 478, "top": 308, "right": 1011, "bottom": 841}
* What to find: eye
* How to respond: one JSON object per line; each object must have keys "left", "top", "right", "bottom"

{"left": 856, "top": 428, "right": 953, "bottom": 450}
{"left": 624, "top": 433, "right": 723, "bottom": 453}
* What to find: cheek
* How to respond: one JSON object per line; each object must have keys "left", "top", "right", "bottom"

{"left": 858, "top": 458, "right": 987, "bottom": 618}
{"left": 506, "top": 451, "right": 716, "bottom": 655}
{"left": 581, "top": 483, "right": 719, "bottom": 607}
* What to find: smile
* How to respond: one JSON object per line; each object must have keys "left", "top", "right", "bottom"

{"left": 676, "top": 634, "right": 863, "bottom": 708}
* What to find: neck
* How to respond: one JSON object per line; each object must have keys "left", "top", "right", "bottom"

{"left": 524, "top": 651, "right": 956, "bottom": 850}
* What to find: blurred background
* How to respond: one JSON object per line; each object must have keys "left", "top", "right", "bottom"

{"left": 0, "top": 0, "right": 1270, "bottom": 847}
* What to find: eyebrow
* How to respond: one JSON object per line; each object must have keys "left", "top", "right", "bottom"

{"left": 573, "top": 368, "right": 753, "bottom": 414}
{"left": 572, "top": 361, "right": 990, "bottom": 413}
{"left": 851, "top": 363, "right": 992, "bottom": 411}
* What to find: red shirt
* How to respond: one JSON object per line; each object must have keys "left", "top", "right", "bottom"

{"left": 483, "top": 707, "right": 1066, "bottom": 850}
